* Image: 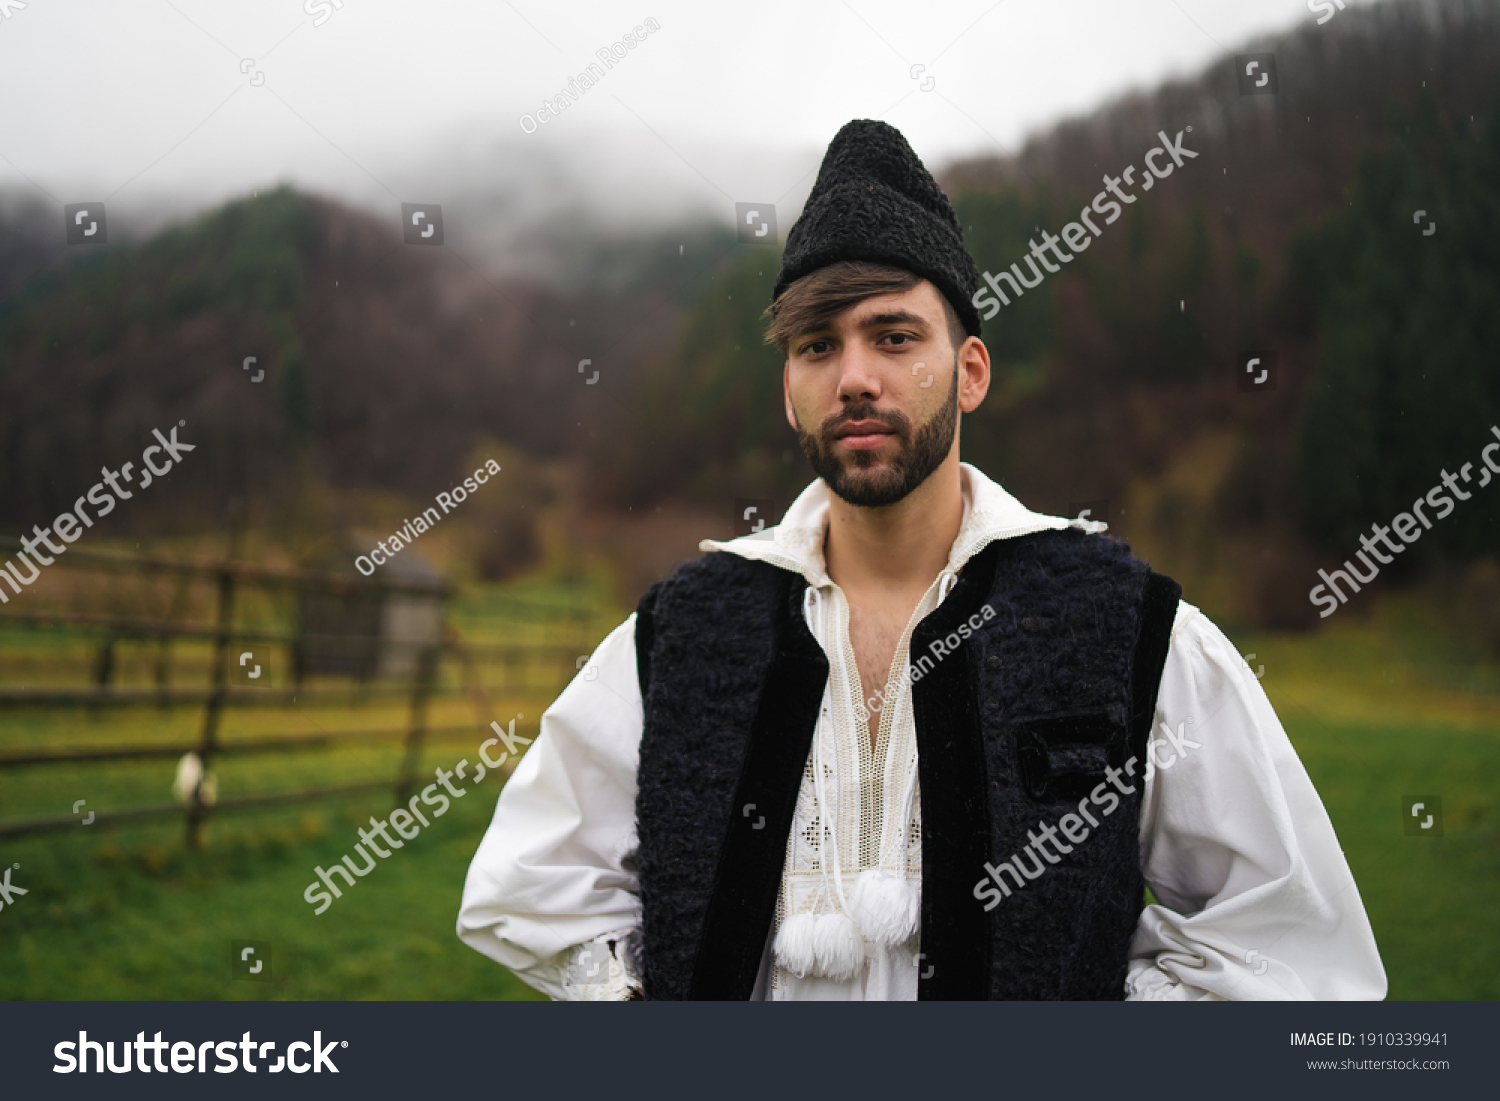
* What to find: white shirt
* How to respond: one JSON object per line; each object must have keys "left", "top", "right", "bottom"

{"left": 457, "top": 465, "right": 1387, "bottom": 1001}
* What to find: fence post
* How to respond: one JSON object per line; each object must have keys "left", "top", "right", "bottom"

{"left": 159, "top": 570, "right": 191, "bottom": 711}
{"left": 154, "top": 633, "right": 172, "bottom": 711}
{"left": 397, "top": 642, "right": 440, "bottom": 805}
{"left": 187, "top": 566, "right": 235, "bottom": 849}
{"left": 90, "top": 634, "right": 116, "bottom": 717}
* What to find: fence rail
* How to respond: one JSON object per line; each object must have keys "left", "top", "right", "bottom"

{"left": 0, "top": 779, "right": 404, "bottom": 839}
{"left": 0, "top": 724, "right": 483, "bottom": 767}
{"left": 0, "top": 609, "right": 588, "bottom": 655}
{"left": 0, "top": 538, "right": 451, "bottom": 594}
{"left": 0, "top": 541, "right": 596, "bottom": 845}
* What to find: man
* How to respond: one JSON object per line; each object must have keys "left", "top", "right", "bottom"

{"left": 457, "top": 119, "right": 1386, "bottom": 1001}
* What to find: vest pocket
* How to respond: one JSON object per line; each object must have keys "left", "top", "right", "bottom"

{"left": 1014, "top": 710, "right": 1127, "bottom": 801}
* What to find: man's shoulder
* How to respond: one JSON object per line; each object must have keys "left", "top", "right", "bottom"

{"left": 977, "top": 529, "right": 1180, "bottom": 642}
{"left": 632, "top": 552, "right": 801, "bottom": 698}
{"left": 633, "top": 555, "right": 800, "bottom": 675}
{"left": 992, "top": 526, "right": 1152, "bottom": 577}
{"left": 642, "top": 551, "right": 796, "bottom": 610}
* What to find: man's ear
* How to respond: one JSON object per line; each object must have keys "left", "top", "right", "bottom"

{"left": 957, "top": 336, "right": 991, "bottom": 414}
{"left": 784, "top": 361, "right": 799, "bottom": 431}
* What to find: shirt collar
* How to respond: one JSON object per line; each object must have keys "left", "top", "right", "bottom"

{"left": 699, "top": 463, "right": 1106, "bottom": 589}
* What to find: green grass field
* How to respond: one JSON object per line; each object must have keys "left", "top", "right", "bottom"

{"left": 1, "top": 581, "right": 1496, "bottom": 1001}
{"left": 1230, "top": 601, "right": 1500, "bottom": 1000}
{"left": 0, "top": 569, "right": 613, "bottom": 1002}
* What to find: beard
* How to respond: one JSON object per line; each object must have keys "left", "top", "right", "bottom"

{"left": 795, "top": 365, "right": 958, "bottom": 508}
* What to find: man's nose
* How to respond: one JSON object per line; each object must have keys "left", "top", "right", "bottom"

{"left": 836, "top": 345, "right": 883, "bottom": 402}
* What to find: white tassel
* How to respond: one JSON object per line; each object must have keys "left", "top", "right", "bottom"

{"left": 849, "top": 870, "right": 920, "bottom": 945}
{"left": 808, "top": 912, "right": 864, "bottom": 980}
{"left": 774, "top": 913, "right": 821, "bottom": 977}
{"left": 775, "top": 911, "right": 865, "bottom": 980}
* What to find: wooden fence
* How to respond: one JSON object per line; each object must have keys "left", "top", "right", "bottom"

{"left": 0, "top": 540, "right": 595, "bottom": 845}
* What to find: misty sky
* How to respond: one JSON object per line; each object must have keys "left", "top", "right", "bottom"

{"left": 0, "top": 0, "right": 1374, "bottom": 248}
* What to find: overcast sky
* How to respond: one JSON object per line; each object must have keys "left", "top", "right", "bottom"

{"left": 0, "top": 0, "right": 1378, "bottom": 256}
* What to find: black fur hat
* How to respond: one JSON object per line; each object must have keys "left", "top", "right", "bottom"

{"left": 772, "top": 119, "right": 982, "bottom": 337}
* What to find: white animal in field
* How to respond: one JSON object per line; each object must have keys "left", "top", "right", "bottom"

{"left": 172, "top": 752, "right": 218, "bottom": 806}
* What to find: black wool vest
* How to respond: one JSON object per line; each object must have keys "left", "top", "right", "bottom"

{"left": 632, "top": 528, "right": 1180, "bottom": 1000}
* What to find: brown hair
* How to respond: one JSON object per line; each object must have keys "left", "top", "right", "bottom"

{"left": 762, "top": 260, "right": 967, "bottom": 360}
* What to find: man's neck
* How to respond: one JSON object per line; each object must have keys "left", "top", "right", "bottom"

{"left": 823, "top": 455, "right": 964, "bottom": 598}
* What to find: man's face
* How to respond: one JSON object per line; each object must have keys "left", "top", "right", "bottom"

{"left": 783, "top": 281, "right": 986, "bottom": 509}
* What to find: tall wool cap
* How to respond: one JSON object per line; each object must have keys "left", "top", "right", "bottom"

{"left": 772, "top": 119, "right": 983, "bottom": 337}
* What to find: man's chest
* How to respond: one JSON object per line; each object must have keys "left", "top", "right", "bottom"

{"left": 847, "top": 605, "right": 905, "bottom": 699}
{"left": 843, "top": 594, "right": 927, "bottom": 750}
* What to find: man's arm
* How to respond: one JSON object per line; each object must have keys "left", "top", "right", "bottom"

{"left": 1126, "top": 601, "right": 1387, "bottom": 1000}
{"left": 456, "top": 614, "right": 644, "bottom": 999}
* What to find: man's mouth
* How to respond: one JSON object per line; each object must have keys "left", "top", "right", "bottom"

{"left": 832, "top": 420, "right": 897, "bottom": 451}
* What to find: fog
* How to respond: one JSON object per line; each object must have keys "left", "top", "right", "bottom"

{"left": 0, "top": 0, "right": 1365, "bottom": 280}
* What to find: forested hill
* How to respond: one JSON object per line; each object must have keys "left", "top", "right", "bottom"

{"left": 0, "top": 190, "right": 566, "bottom": 520}
{"left": 1, "top": 0, "right": 1497, "bottom": 626}
{"left": 595, "top": 0, "right": 1500, "bottom": 625}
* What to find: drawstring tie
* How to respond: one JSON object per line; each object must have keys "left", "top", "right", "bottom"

{"left": 776, "top": 593, "right": 864, "bottom": 979}
{"left": 776, "top": 572, "right": 952, "bottom": 978}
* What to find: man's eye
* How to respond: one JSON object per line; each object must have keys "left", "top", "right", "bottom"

{"left": 800, "top": 340, "right": 831, "bottom": 356}
{"left": 884, "top": 333, "right": 913, "bottom": 346}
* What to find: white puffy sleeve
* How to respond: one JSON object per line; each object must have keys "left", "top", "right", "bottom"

{"left": 1126, "top": 602, "right": 1387, "bottom": 1001}
{"left": 456, "top": 614, "right": 644, "bottom": 1000}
